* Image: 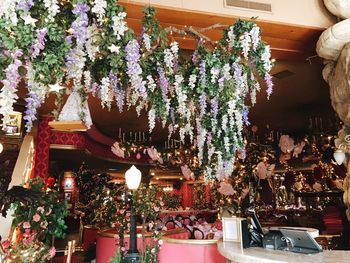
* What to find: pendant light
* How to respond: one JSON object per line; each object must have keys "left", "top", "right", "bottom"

{"left": 333, "top": 149, "right": 345, "bottom": 165}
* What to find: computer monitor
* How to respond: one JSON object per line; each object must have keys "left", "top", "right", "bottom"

{"left": 246, "top": 209, "right": 264, "bottom": 235}
{"left": 279, "top": 228, "right": 323, "bottom": 254}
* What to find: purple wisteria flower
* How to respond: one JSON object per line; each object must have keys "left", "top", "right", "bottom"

{"left": 0, "top": 50, "right": 23, "bottom": 128}
{"left": 265, "top": 74, "right": 273, "bottom": 99}
{"left": 24, "top": 88, "right": 43, "bottom": 132}
{"left": 125, "top": 40, "right": 146, "bottom": 97}
{"left": 31, "top": 28, "right": 48, "bottom": 59}
{"left": 16, "top": 0, "right": 34, "bottom": 11}
{"left": 199, "top": 92, "right": 207, "bottom": 116}
{"left": 109, "top": 72, "right": 125, "bottom": 112}
{"left": 242, "top": 107, "right": 250, "bottom": 126}
{"left": 72, "top": 2, "right": 90, "bottom": 46}
{"left": 199, "top": 60, "right": 206, "bottom": 87}
{"left": 211, "top": 98, "right": 218, "bottom": 118}
{"left": 157, "top": 66, "right": 168, "bottom": 100}
{"left": 191, "top": 50, "right": 198, "bottom": 64}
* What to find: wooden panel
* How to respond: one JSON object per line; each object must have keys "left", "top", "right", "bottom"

{"left": 121, "top": 0, "right": 322, "bottom": 60}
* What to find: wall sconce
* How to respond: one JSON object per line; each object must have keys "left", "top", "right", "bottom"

{"left": 334, "top": 134, "right": 350, "bottom": 165}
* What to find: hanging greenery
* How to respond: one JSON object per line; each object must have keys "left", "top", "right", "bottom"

{"left": 0, "top": 1, "right": 273, "bottom": 181}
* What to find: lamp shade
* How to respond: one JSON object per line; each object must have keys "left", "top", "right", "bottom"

{"left": 334, "top": 149, "right": 345, "bottom": 165}
{"left": 0, "top": 143, "right": 3, "bottom": 154}
{"left": 125, "top": 165, "right": 142, "bottom": 190}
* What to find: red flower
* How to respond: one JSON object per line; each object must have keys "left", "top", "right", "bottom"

{"left": 47, "top": 177, "right": 55, "bottom": 188}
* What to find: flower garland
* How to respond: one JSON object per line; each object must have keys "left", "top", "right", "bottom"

{"left": 0, "top": 2, "right": 273, "bottom": 181}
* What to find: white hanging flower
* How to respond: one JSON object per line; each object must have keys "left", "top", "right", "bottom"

{"left": 108, "top": 44, "right": 120, "bottom": 54}
{"left": 83, "top": 71, "right": 92, "bottom": 91}
{"left": 170, "top": 41, "right": 179, "bottom": 54}
{"left": 227, "top": 26, "right": 236, "bottom": 47}
{"left": 0, "top": 0, "right": 18, "bottom": 25}
{"left": 163, "top": 48, "right": 173, "bottom": 72}
{"left": 91, "top": 0, "right": 107, "bottom": 24}
{"left": 148, "top": 108, "right": 156, "bottom": 133}
{"left": 164, "top": 42, "right": 179, "bottom": 74}
{"left": 146, "top": 75, "right": 156, "bottom": 92}
{"left": 261, "top": 45, "right": 272, "bottom": 71}
{"left": 143, "top": 33, "right": 151, "bottom": 51}
{"left": 112, "top": 12, "right": 128, "bottom": 40}
{"left": 251, "top": 89, "right": 257, "bottom": 105}
{"left": 43, "top": 0, "right": 60, "bottom": 22}
{"left": 222, "top": 114, "right": 228, "bottom": 133}
{"left": 222, "top": 63, "right": 232, "bottom": 80}
{"left": 188, "top": 74, "right": 197, "bottom": 89}
{"left": 100, "top": 77, "right": 113, "bottom": 109}
{"left": 249, "top": 26, "right": 260, "bottom": 50}
{"left": 224, "top": 136, "right": 230, "bottom": 154}
{"left": 210, "top": 67, "right": 220, "bottom": 83}
{"left": 174, "top": 74, "right": 186, "bottom": 117}
{"left": 240, "top": 32, "right": 251, "bottom": 59}
{"left": 86, "top": 24, "right": 100, "bottom": 62}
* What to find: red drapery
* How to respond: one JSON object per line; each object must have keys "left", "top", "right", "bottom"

{"left": 34, "top": 116, "right": 52, "bottom": 180}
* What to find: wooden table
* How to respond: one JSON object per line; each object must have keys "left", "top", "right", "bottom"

{"left": 217, "top": 239, "right": 350, "bottom": 263}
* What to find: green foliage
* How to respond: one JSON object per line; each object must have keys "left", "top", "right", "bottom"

{"left": 12, "top": 177, "right": 68, "bottom": 242}
{"left": 162, "top": 192, "right": 181, "bottom": 209}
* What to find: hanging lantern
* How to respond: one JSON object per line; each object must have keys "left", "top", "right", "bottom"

{"left": 333, "top": 149, "right": 345, "bottom": 165}
{"left": 125, "top": 165, "right": 142, "bottom": 190}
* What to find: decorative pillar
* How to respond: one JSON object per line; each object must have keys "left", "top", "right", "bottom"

{"left": 180, "top": 183, "right": 194, "bottom": 208}
{"left": 34, "top": 116, "right": 52, "bottom": 180}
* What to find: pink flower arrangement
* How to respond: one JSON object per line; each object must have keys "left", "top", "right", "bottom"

{"left": 111, "top": 141, "right": 125, "bottom": 158}
{"left": 279, "top": 135, "right": 294, "bottom": 153}
{"left": 33, "top": 213, "right": 41, "bottom": 222}
{"left": 217, "top": 181, "right": 234, "bottom": 196}
{"left": 23, "top": 221, "right": 31, "bottom": 229}
{"left": 256, "top": 162, "right": 275, "bottom": 179}
{"left": 48, "top": 246, "right": 56, "bottom": 258}
{"left": 1, "top": 240, "right": 11, "bottom": 249}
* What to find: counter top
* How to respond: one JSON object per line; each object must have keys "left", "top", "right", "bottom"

{"left": 217, "top": 239, "right": 350, "bottom": 263}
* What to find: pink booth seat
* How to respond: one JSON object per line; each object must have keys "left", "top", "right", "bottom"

{"left": 83, "top": 225, "right": 99, "bottom": 251}
{"left": 96, "top": 228, "right": 156, "bottom": 263}
{"left": 159, "top": 232, "right": 226, "bottom": 263}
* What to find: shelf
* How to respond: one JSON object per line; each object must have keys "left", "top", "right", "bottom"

{"left": 48, "top": 121, "right": 87, "bottom": 132}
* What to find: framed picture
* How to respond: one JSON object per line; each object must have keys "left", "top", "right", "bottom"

{"left": 222, "top": 216, "right": 242, "bottom": 242}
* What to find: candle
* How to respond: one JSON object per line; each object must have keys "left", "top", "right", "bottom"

{"left": 122, "top": 133, "right": 125, "bottom": 142}
{"left": 314, "top": 117, "right": 318, "bottom": 130}
{"left": 319, "top": 118, "right": 323, "bottom": 130}
{"left": 143, "top": 132, "right": 145, "bottom": 141}
{"left": 119, "top": 128, "right": 121, "bottom": 138}
{"left": 165, "top": 141, "right": 167, "bottom": 149}
{"left": 130, "top": 131, "right": 132, "bottom": 140}
{"left": 135, "top": 132, "right": 137, "bottom": 141}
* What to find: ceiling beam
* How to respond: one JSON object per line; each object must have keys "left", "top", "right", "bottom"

{"left": 121, "top": 1, "right": 322, "bottom": 60}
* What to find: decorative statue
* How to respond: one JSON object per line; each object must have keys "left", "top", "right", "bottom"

{"left": 317, "top": 0, "right": 350, "bottom": 220}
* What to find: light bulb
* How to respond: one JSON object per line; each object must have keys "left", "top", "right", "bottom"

{"left": 334, "top": 149, "right": 345, "bottom": 165}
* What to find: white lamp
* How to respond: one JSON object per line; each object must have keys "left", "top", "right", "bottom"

{"left": 0, "top": 143, "right": 3, "bottom": 154}
{"left": 333, "top": 149, "right": 345, "bottom": 165}
{"left": 125, "top": 165, "right": 142, "bottom": 190}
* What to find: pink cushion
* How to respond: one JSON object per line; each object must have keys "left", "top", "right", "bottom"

{"left": 158, "top": 241, "right": 226, "bottom": 263}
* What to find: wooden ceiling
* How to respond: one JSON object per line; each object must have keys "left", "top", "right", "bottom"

{"left": 120, "top": 1, "right": 323, "bottom": 60}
